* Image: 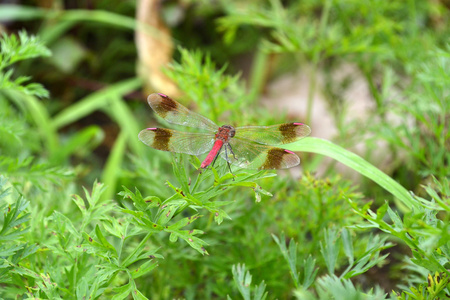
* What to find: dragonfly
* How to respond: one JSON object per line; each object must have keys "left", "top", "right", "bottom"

{"left": 138, "top": 93, "right": 311, "bottom": 171}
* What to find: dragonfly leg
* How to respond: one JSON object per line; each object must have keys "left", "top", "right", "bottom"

{"left": 224, "top": 144, "right": 235, "bottom": 175}
{"left": 228, "top": 143, "right": 237, "bottom": 160}
{"left": 209, "top": 144, "right": 234, "bottom": 176}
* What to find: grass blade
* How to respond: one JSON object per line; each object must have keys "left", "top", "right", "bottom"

{"left": 286, "top": 137, "right": 418, "bottom": 210}
{"left": 51, "top": 77, "right": 141, "bottom": 129}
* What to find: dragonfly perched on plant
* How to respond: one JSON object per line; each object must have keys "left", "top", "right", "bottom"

{"left": 138, "top": 93, "right": 311, "bottom": 172}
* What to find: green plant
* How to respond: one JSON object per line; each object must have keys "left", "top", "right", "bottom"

{"left": 230, "top": 264, "right": 268, "bottom": 300}
{"left": 0, "top": 31, "right": 74, "bottom": 190}
{"left": 0, "top": 1, "right": 448, "bottom": 298}
{"left": 349, "top": 176, "right": 450, "bottom": 298}
{"left": 0, "top": 31, "right": 50, "bottom": 98}
{"left": 0, "top": 177, "right": 38, "bottom": 286}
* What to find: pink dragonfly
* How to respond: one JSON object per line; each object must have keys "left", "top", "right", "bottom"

{"left": 139, "top": 93, "right": 311, "bottom": 171}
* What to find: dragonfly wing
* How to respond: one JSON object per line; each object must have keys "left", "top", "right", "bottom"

{"left": 148, "top": 93, "right": 218, "bottom": 131}
{"left": 139, "top": 128, "right": 215, "bottom": 155}
{"left": 235, "top": 123, "right": 311, "bottom": 145}
{"left": 222, "top": 138, "right": 300, "bottom": 170}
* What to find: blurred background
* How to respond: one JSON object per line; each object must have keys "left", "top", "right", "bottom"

{"left": 0, "top": 0, "right": 449, "bottom": 299}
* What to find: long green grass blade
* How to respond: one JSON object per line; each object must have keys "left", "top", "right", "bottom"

{"left": 51, "top": 77, "right": 141, "bottom": 129}
{"left": 0, "top": 5, "right": 168, "bottom": 40}
{"left": 50, "top": 125, "right": 103, "bottom": 164}
{"left": 286, "top": 137, "right": 418, "bottom": 210}
{"left": 101, "top": 131, "right": 127, "bottom": 201}
{"left": 103, "top": 96, "right": 144, "bottom": 157}
{"left": 0, "top": 5, "right": 47, "bottom": 21}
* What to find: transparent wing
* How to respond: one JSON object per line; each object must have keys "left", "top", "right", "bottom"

{"left": 147, "top": 93, "right": 218, "bottom": 131}
{"left": 221, "top": 137, "right": 300, "bottom": 170}
{"left": 235, "top": 123, "right": 311, "bottom": 145}
{"left": 139, "top": 128, "right": 215, "bottom": 155}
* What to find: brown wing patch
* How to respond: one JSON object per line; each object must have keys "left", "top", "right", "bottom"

{"left": 150, "top": 128, "right": 172, "bottom": 151}
{"left": 148, "top": 93, "right": 179, "bottom": 118}
{"left": 139, "top": 128, "right": 215, "bottom": 155}
{"left": 261, "top": 148, "right": 289, "bottom": 169}
{"left": 146, "top": 93, "right": 218, "bottom": 131}
{"left": 279, "top": 123, "right": 303, "bottom": 143}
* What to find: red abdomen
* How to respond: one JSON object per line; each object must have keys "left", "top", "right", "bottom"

{"left": 200, "top": 139, "right": 223, "bottom": 168}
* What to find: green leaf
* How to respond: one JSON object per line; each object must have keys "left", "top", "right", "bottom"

{"left": 131, "top": 259, "right": 159, "bottom": 279}
{"left": 119, "top": 186, "right": 161, "bottom": 212}
{"left": 132, "top": 288, "right": 149, "bottom": 300}
{"left": 228, "top": 181, "right": 273, "bottom": 202}
{"left": 102, "top": 216, "right": 127, "bottom": 239}
{"left": 231, "top": 264, "right": 268, "bottom": 300}
{"left": 387, "top": 207, "right": 403, "bottom": 231}
{"left": 47, "top": 211, "right": 81, "bottom": 241}
{"left": 376, "top": 202, "right": 389, "bottom": 221}
{"left": 0, "top": 195, "right": 30, "bottom": 241}
{"left": 121, "top": 209, "right": 164, "bottom": 232}
{"left": 157, "top": 204, "right": 178, "bottom": 226}
{"left": 316, "top": 274, "right": 388, "bottom": 299}
{"left": 171, "top": 153, "right": 191, "bottom": 194}
{"left": 341, "top": 228, "right": 354, "bottom": 265}
{"left": 302, "top": 256, "right": 318, "bottom": 290}
{"left": 232, "top": 264, "right": 252, "bottom": 300}
{"left": 166, "top": 229, "right": 208, "bottom": 255}
{"left": 81, "top": 230, "right": 117, "bottom": 260}
{"left": 36, "top": 273, "right": 60, "bottom": 299}
{"left": 0, "top": 31, "right": 51, "bottom": 68}
{"left": 72, "top": 194, "right": 87, "bottom": 213}
{"left": 121, "top": 239, "right": 162, "bottom": 268}
{"left": 320, "top": 227, "right": 339, "bottom": 275}
{"left": 95, "top": 225, "right": 116, "bottom": 253}
{"left": 112, "top": 281, "right": 133, "bottom": 300}
{"left": 272, "top": 233, "right": 300, "bottom": 288}
{"left": 212, "top": 208, "right": 232, "bottom": 225}
{"left": 166, "top": 214, "right": 201, "bottom": 231}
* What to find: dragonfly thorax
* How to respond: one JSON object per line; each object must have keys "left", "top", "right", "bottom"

{"left": 216, "top": 125, "right": 235, "bottom": 142}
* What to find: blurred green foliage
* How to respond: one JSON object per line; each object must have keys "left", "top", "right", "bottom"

{"left": 0, "top": 0, "right": 449, "bottom": 299}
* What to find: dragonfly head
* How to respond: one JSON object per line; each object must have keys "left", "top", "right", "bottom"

{"left": 220, "top": 125, "right": 236, "bottom": 138}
